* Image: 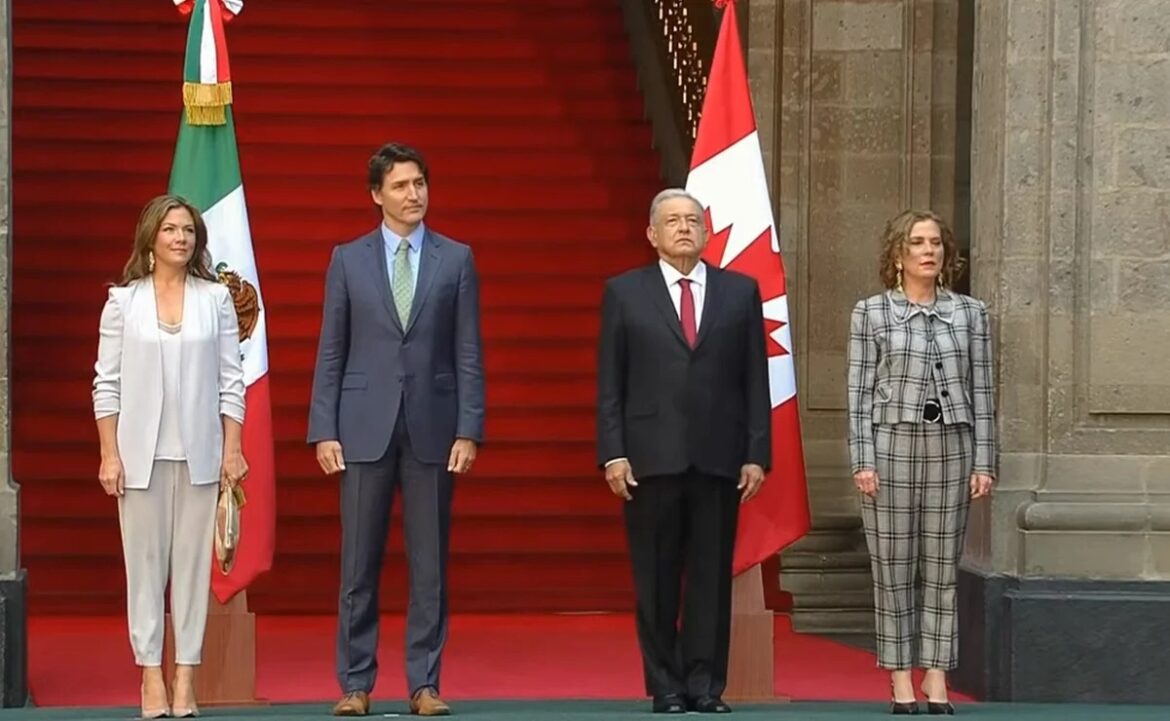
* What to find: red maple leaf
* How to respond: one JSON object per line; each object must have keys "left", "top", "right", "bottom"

{"left": 763, "top": 316, "right": 788, "bottom": 358}
{"left": 701, "top": 207, "right": 731, "bottom": 267}
{"left": 702, "top": 209, "right": 788, "bottom": 357}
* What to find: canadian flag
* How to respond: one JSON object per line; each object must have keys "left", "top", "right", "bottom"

{"left": 686, "top": 0, "right": 811, "bottom": 574}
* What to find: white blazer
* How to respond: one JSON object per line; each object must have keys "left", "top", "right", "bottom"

{"left": 93, "top": 275, "right": 246, "bottom": 489}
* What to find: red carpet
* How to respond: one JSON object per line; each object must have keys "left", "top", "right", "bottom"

{"left": 26, "top": 614, "right": 970, "bottom": 706}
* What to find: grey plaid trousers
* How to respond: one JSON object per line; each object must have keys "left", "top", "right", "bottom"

{"left": 860, "top": 421, "right": 973, "bottom": 670}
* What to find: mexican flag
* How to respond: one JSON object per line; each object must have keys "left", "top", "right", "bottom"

{"left": 169, "top": 0, "right": 275, "bottom": 602}
{"left": 686, "top": 0, "right": 811, "bottom": 574}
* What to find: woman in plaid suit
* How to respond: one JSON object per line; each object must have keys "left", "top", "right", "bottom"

{"left": 847, "top": 210, "right": 995, "bottom": 715}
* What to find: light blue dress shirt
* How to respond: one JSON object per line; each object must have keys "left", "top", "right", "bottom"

{"left": 382, "top": 221, "right": 424, "bottom": 293}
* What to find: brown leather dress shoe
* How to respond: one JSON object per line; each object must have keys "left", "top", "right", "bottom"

{"left": 410, "top": 687, "right": 451, "bottom": 716}
{"left": 333, "top": 691, "right": 370, "bottom": 716}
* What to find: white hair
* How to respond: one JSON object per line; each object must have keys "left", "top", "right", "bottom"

{"left": 649, "top": 188, "right": 705, "bottom": 225}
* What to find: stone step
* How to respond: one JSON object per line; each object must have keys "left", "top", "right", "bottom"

{"left": 811, "top": 514, "right": 865, "bottom": 532}
{"left": 780, "top": 569, "right": 874, "bottom": 595}
{"left": 789, "top": 589, "right": 873, "bottom": 610}
{"left": 790, "top": 609, "right": 875, "bottom": 635}
{"left": 782, "top": 530, "right": 864, "bottom": 554}
{"left": 781, "top": 549, "right": 871, "bottom": 570}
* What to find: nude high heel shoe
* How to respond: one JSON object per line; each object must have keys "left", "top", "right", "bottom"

{"left": 140, "top": 684, "right": 171, "bottom": 719}
{"left": 170, "top": 670, "right": 199, "bottom": 718}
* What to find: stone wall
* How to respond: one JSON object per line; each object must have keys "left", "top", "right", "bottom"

{"left": 772, "top": 0, "right": 962, "bottom": 520}
{"left": 965, "top": 0, "right": 1170, "bottom": 580}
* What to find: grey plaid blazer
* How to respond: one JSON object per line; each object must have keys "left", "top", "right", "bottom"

{"left": 847, "top": 289, "right": 996, "bottom": 476}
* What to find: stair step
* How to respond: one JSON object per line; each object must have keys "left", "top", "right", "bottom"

{"left": 779, "top": 570, "right": 874, "bottom": 596}
{"left": 781, "top": 549, "right": 872, "bottom": 570}
{"left": 25, "top": 552, "right": 633, "bottom": 596}
{"left": 17, "top": 143, "right": 660, "bottom": 183}
{"left": 15, "top": 0, "right": 630, "bottom": 33}
{"left": 782, "top": 532, "right": 864, "bottom": 554}
{"left": 789, "top": 590, "right": 874, "bottom": 611}
{"left": 18, "top": 24, "right": 634, "bottom": 64}
{"left": 790, "top": 610, "right": 876, "bottom": 635}
{"left": 15, "top": 111, "right": 654, "bottom": 152}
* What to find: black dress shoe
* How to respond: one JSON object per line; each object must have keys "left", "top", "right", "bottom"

{"left": 890, "top": 700, "right": 920, "bottom": 715}
{"left": 926, "top": 701, "right": 954, "bottom": 715}
{"left": 652, "top": 695, "right": 686, "bottom": 714}
{"left": 691, "top": 696, "right": 732, "bottom": 713}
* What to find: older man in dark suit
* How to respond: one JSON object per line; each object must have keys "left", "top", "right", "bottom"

{"left": 597, "top": 188, "right": 771, "bottom": 714}
{"left": 308, "top": 143, "right": 484, "bottom": 717}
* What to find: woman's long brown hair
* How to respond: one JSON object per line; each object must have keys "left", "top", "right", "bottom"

{"left": 119, "top": 194, "right": 216, "bottom": 285}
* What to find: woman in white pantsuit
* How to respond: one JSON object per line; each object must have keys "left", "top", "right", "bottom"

{"left": 93, "top": 195, "right": 248, "bottom": 718}
{"left": 847, "top": 210, "right": 996, "bottom": 716}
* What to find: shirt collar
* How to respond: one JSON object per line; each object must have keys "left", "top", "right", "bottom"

{"left": 658, "top": 258, "right": 707, "bottom": 288}
{"left": 887, "top": 288, "right": 955, "bottom": 324}
{"left": 381, "top": 221, "right": 426, "bottom": 252}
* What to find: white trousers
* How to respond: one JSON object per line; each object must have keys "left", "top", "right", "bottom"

{"left": 118, "top": 460, "right": 218, "bottom": 666}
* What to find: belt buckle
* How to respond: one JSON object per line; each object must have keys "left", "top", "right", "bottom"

{"left": 923, "top": 399, "right": 942, "bottom": 424}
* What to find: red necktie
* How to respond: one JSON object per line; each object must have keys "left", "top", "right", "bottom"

{"left": 678, "top": 278, "right": 697, "bottom": 347}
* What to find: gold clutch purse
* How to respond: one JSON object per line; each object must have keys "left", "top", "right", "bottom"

{"left": 215, "top": 485, "right": 246, "bottom": 574}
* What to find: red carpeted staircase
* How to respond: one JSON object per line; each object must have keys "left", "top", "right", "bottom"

{"left": 11, "top": 0, "right": 659, "bottom": 614}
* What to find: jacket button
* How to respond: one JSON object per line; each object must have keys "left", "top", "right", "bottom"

{"left": 935, "top": 362, "right": 943, "bottom": 369}
{"left": 941, "top": 390, "right": 950, "bottom": 397}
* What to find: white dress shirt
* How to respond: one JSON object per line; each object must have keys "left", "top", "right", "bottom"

{"left": 659, "top": 259, "right": 707, "bottom": 331}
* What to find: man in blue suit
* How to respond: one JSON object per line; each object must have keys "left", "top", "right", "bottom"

{"left": 308, "top": 143, "right": 485, "bottom": 717}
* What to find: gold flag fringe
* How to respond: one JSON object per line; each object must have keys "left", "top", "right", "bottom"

{"left": 182, "top": 81, "right": 233, "bottom": 126}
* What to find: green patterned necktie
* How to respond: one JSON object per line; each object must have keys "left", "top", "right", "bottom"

{"left": 392, "top": 237, "right": 413, "bottom": 323}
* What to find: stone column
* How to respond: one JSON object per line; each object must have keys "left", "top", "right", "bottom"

{"left": 957, "top": 0, "right": 1170, "bottom": 703}
{"left": 0, "top": 0, "right": 28, "bottom": 708}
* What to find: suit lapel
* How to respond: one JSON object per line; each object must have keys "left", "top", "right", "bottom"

{"left": 366, "top": 229, "right": 403, "bottom": 332}
{"left": 693, "top": 265, "right": 721, "bottom": 350}
{"left": 142, "top": 275, "right": 163, "bottom": 342}
{"left": 405, "top": 229, "right": 443, "bottom": 335}
{"left": 643, "top": 265, "right": 689, "bottom": 349}
{"left": 135, "top": 276, "right": 164, "bottom": 375}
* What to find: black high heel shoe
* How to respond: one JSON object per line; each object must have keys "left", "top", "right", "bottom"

{"left": 921, "top": 678, "right": 955, "bottom": 715}
{"left": 890, "top": 700, "right": 921, "bottom": 715}
{"left": 889, "top": 680, "right": 919, "bottom": 714}
{"left": 926, "top": 701, "right": 954, "bottom": 715}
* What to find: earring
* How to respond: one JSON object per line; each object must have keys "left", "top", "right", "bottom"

{"left": 148, "top": 251, "right": 155, "bottom": 272}
{"left": 895, "top": 265, "right": 903, "bottom": 292}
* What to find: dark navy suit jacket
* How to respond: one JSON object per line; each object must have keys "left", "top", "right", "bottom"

{"left": 307, "top": 226, "right": 485, "bottom": 464}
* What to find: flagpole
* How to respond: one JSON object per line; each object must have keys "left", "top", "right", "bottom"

{"left": 717, "top": 0, "right": 775, "bottom": 701}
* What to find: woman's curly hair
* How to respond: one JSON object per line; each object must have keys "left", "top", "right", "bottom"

{"left": 878, "top": 209, "right": 965, "bottom": 290}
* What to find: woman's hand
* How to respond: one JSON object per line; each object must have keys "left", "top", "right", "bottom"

{"left": 98, "top": 455, "right": 125, "bottom": 497}
{"left": 970, "top": 472, "right": 994, "bottom": 499}
{"left": 220, "top": 449, "right": 249, "bottom": 490}
{"left": 853, "top": 469, "right": 879, "bottom": 498}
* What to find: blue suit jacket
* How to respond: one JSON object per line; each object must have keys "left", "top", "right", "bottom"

{"left": 307, "top": 226, "right": 485, "bottom": 464}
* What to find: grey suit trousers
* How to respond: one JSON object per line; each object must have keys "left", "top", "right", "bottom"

{"left": 336, "top": 411, "right": 454, "bottom": 696}
{"left": 860, "top": 422, "right": 973, "bottom": 670}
